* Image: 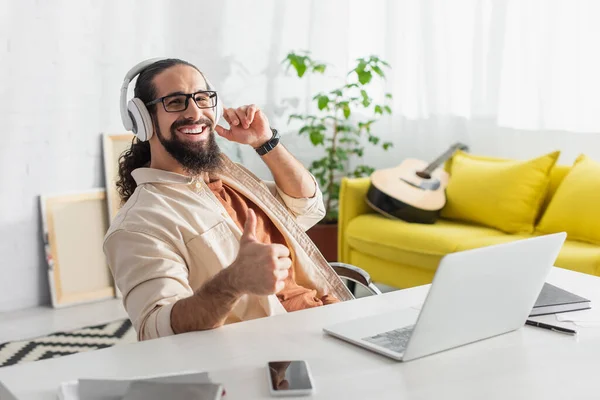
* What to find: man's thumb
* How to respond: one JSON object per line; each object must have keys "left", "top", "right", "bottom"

{"left": 241, "top": 209, "right": 257, "bottom": 242}
{"left": 215, "top": 125, "right": 232, "bottom": 139}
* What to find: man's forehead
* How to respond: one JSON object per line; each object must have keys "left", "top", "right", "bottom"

{"left": 153, "top": 64, "right": 208, "bottom": 97}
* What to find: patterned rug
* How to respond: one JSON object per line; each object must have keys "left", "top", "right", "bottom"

{"left": 0, "top": 319, "right": 136, "bottom": 368}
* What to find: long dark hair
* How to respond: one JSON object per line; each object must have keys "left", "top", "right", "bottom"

{"left": 116, "top": 59, "right": 200, "bottom": 204}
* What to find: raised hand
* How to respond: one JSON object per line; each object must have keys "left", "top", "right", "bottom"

{"left": 214, "top": 105, "right": 273, "bottom": 148}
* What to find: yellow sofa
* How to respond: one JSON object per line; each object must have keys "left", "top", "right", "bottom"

{"left": 338, "top": 164, "right": 600, "bottom": 289}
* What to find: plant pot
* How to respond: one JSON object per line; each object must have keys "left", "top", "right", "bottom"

{"left": 306, "top": 223, "right": 338, "bottom": 262}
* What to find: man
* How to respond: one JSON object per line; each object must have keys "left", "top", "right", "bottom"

{"left": 104, "top": 58, "right": 353, "bottom": 341}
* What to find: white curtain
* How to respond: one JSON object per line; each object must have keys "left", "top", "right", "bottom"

{"left": 339, "top": 0, "right": 600, "bottom": 132}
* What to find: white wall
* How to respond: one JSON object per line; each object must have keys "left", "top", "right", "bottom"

{"left": 1, "top": 0, "right": 599, "bottom": 311}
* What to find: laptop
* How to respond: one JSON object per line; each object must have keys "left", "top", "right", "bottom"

{"left": 323, "top": 232, "right": 567, "bottom": 362}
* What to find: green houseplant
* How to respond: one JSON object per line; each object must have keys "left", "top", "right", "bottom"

{"left": 282, "top": 51, "right": 394, "bottom": 223}
{"left": 281, "top": 51, "right": 394, "bottom": 261}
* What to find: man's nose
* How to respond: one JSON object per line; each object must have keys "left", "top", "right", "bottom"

{"left": 182, "top": 98, "right": 213, "bottom": 123}
{"left": 181, "top": 97, "right": 203, "bottom": 121}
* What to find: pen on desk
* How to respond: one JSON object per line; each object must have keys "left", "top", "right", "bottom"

{"left": 525, "top": 319, "right": 577, "bottom": 335}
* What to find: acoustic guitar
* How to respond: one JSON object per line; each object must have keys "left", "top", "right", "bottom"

{"left": 366, "top": 143, "right": 469, "bottom": 224}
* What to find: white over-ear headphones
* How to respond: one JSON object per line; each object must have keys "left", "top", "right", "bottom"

{"left": 120, "top": 57, "right": 223, "bottom": 142}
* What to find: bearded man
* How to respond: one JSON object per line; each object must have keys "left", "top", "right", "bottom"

{"left": 104, "top": 58, "right": 353, "bottom": 341}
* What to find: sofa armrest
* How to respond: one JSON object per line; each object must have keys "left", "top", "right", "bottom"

{"left": 338, "top": 177, "right": 375, "bottom": 263}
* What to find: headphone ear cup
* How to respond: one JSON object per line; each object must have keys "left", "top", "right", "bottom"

{"left": 128, "top": 98, "right": 154, "bottom": 141}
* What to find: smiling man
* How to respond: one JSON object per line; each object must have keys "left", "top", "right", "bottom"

{"left": 104, "top": 58, "right": 352, "bottom": 341}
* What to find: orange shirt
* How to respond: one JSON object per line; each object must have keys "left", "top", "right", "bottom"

{"left": 207, "top": 179, "right": 339, "bottom": 311}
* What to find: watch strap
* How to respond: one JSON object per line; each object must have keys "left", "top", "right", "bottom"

{"left": 254, "top": 128, "right": 280, "bottom": 156}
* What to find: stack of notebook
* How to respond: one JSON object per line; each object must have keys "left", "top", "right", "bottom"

{"left": 530, "top": 282, "right": 591, "bottom": 317}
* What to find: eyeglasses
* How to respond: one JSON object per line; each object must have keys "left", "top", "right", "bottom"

{"left": 145, "top": 90, "right": 217, "bottom": 113}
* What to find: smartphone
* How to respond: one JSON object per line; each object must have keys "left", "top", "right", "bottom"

{"left": 267, "top": 360, "right": 314, "bottom": 397}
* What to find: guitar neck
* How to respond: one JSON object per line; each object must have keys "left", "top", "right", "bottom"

{"left": 422, "top": 147, "right": 457, "bottom": 175}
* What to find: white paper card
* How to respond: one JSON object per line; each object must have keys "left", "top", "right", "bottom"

{"left": 556, "top": 308, "right": 600, "bottom": 326}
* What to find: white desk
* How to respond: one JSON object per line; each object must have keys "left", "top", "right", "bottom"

{"left": 1, "top": 267, "right": 600, "bottom": 400}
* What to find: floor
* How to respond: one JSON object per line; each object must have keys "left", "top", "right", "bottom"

{"left": 0, "top": 282, "right": 396, "bottom": 344}
{"left": 0, "top": 299, "right": 128, "bottom": 344}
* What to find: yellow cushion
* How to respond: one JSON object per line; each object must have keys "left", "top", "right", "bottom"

{"left": 345, "top": 214, "right": 506, "bottom": 270}
{"left": 537, "top": 155, "right": 600, "bottom": 245}
{"left": 441, "top": 151, "right": 560, "bottom": 234}
{"left": 540, "top": 165, "right": 571, "bottom": 219}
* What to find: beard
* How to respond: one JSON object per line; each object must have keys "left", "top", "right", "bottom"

{"left": 154, "top": 115, "right": 223, "bottom": 175}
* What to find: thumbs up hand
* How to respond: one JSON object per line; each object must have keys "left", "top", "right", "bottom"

{"left": 240, "top": 208, "right": 259, "bottom": 245}
{"left": 229, "top": 209, "right": 292, "bottom": 295}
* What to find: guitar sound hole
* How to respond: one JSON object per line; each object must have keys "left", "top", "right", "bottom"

{"left": 416, "top": 171, "right": 431, "bottom": 180}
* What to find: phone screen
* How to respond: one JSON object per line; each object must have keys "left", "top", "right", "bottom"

{"left": 268, "top": 361, "right": 313, "bottom": 392}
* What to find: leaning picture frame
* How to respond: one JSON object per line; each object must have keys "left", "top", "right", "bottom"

{"left": 102, "top": 133, "right": 134, "bottom": 299}
{"left": 102, "top": 133, "right": 135, "bottom": 222}
{"left": 40, "top": 189, "right": 115, "bottom": 308}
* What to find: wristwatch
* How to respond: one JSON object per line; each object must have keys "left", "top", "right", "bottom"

{"left": 254, "top": 128, "right": 280, "bottom": 156}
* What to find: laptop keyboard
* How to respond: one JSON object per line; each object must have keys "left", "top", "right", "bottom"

{"left": 362, "top": 325, "right": 415, "bottom": 354}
